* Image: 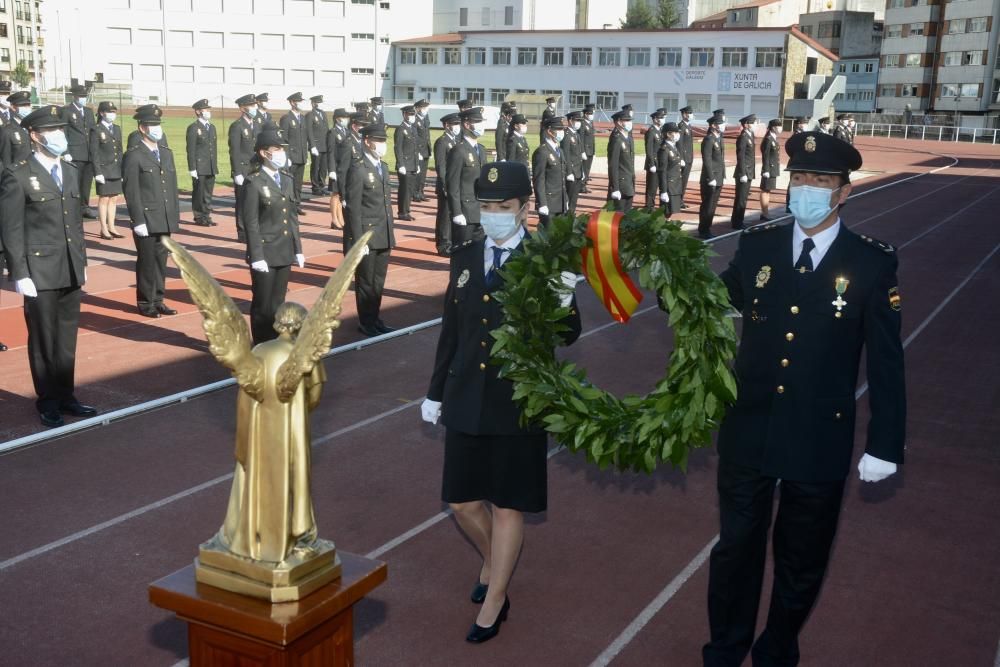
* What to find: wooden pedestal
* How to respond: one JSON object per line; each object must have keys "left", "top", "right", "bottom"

{"left": 149, "top": 552, "right": 386, "bottom": 666}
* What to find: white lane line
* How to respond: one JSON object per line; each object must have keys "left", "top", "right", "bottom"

{"left": 994, "top": 637, "right": 1000, "bottom": 667}
{"left": 590, "top": 236, "right": 1000, "bottom": 665}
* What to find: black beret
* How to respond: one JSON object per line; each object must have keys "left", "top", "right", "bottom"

{"left": 69, "top": 84, "right": 88, "bottom": 97}
{"left": 440, "top": 113, "right": 462, "bottom": 125}
{"left": 474, "top": 161, "right": 532, "bottom": 202}
{"left": 133, "top": 104, "right": 163, "bottom": 124}
{"left": 680, "top": 105, "right": 693, "bottom": 114}
{"left": 542, "top": 116, "right": 566, "bottom": 130}
{"left": 235, "top": 93, "right": 257, "bottom": 107}
{"left": 310, "top": 94, "right": 324, "bottom": 103}
{"left": 22, "top": 105, "right": 67, "bottom": 131}
{"left": 460, "top": 107, "right": 484, "bottom": 122}
{"left": 401, "top": 105, "right": 415, "bottom": 114}
{"left": 287, "top": 91, "right": 304, "bottom": 103}
{"left": 611, "top": 110, "right": 632, "bottom": 122}
{"left": 740, "top": 114, "right": 757, "bottom": 124}
{"left": 785, "top": 131, "right": 862, "bottom": 177}
{"left": 350, "top": 112, "right": 369, "bottom": 125}
{"left": 662, "top": 121, "right": 679, "bottom": 133}
{"left": 361, "top": 124, "right": 388, "bottom": 140}
{"left": 370, "top": 96, "right": 383, "bottom": 104}
{"left": 333, "top": 107, "right": 351, "bottom": 119}
{"left": 509, "top": 113, "right": 527, "bottom": 125}
{"left": 98, "top": 101, "right": 117, "bottom": 113}
{"left": 255, "top": 92, "right": 269, "bottom": 102}
{"left": 254, "top": 128, "right": 287, "bottom": 150}
{"left": 7, "top": 90, "right": 31, "bottom": 106}
{"left": 768, "top": 118, "right": 782, "bottom": 128}
{"left": 192, "top": 98, "right": 211, "bottom": 110}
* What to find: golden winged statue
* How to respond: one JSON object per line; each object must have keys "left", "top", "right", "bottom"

{"left": 163, "top": 231, "right": 372, "bottom": 602}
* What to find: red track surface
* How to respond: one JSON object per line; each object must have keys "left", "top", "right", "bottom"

{"left": 1, "top": 138, "right": 999, "bottom": 666}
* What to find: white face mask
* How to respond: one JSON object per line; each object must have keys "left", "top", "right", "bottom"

{"left": 554, "top": 130, "right": 565, "bottom": 143}
{"left": 0, "top": 98, "right": 9, "bottom": 109}
{"left": 623, "top": 121, "right": 633, "bottom": 133}
{"left": 267, "top": 149, "right": 286, "bottom": 170}
{"left": 146, "top": 125, "right": 164, "bottom": 141}
{"left": 246, "top": 106, "right": 258, "bottom": 118}
{"left": 16, "top": 105, "right": 31, "bottom": 119}
{"left": 76, "top": 97, "right": 88, "bottom": 106}
{"left": 448, "top": 124, "right": 462, "bottom": 137}
{"left": 375, "top": 104, "right": 383, "bottom": 111}
{"left": 480, "top": 206, "right": 524, "bottom": 242}
{"left": 200, "top": 111, "right": 212, "bottom": 121}
{"left": 104, "top": 112, "right": 117, "bottom": 123}
{"left": 584, "top": 114, "right": 593, "bottom": 121}
{"left": 718, "top": 123, "right": 727, "bottom": 133}
{"left": 471, "top": 122, "right": 486, "bottom": 137}
{"left": 654, "top": 118, "right": 663, "bottom": 126}
{"left": 371, "top": 142, "right": 388, "bottom": 158}
{"left": 669, "top": 133, "right": 680, "bottom": 143}
{"left": 572, "top": 121, "right": 581, "bottom": 131}
{"left": 40, "top": 130, "right": 69, "bottom": 157}
{"left": 336, "top": 117, "right": 349, "bottom": 128}
{"left": 404, "top": 115, "right": 415, "bottom": 124}
{"left": 516, "top": 124, "right": 527, "bottom": 135}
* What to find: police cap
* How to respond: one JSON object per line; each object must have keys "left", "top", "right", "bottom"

{"left": 333, "top": 107, "right": 351, "bottom": 119}
{"left": 768, "top": 118, "right": 782, "bottom": 129}
{"left": 584, "top": 103, "right": 596, "bottom": 112}
{"left": 509, "top": 113, "right": 527, "bottom": 125}
{"left": 310, "top": 94, "right": 324, "bottom": 103}
{"left": 414, "top": 98, "right": 429, "bottom": 108}
{"left": 69, "top": 84, "right": 88, "bottom": 97}
{"left": 785, "top": 131, "right": 862, "bottom": 178}
{"left": 0, "top": 81, "right": 11, "bottom": 94}
{"left": 818, "top": 116, "right": 830, "bottom": 125}
{"left": 611, "top": 110, "right": 632, "bottom": 122}
{"left": 680, "top": 105, "right": 693, "bottom": 114}
{"left": 565, "top": 111, "right": 582, "bottom": 121}
{"left": 543, "top": 116, "right": 566, "bottom": 130}
{"left": 98, "top": 101, "right": 117, "bottom": 114}
{"left": 712, "top": 108, "right": 725, "bottom": 117}
{"left": 192, "top": 98, "right": 211, "bottom": 110}
{"left": 235, "top": 93, "right": 257, "bottom": 107}
{"left": 370, "top": 96, "right": 383, "bottom": 104}
{"left": 133, "top": 104, "right": 164, "bottom": 124}
{"left": 287, "top": 92, "right": 304, "bottom": 103}
{"left": 401, "top": 105, "right": 415, "bottom": 114}
{"left": 350, "top": 112, "right": 369, "bottom": 125}
{"left": 707, "top": 115, "right": 724, "bottom": 126}
{"left": 22, "top": 105, "right": 68, "bottom": 131}
{"left": 255, "top": 92, "right": 269, "bottom": 102}
{"left": 457, "top": 99, "right": 472, "bottom": 110}
{"left": 740, "top": 114, "right": 757, "bottom": 124}
{"left": 650, "top": 108, "right": 666, "bottom": 119}
{"left": 361, "top": 124, "right": 388, "bottom": 140}
{"left": 662, "top": 121, "right": 679, "bottom": 133}
{"left": 474, "top": 161, "right": 532, "bottom": 202}
{"left": 460, "top": 107, "right": 484, "bottom": 123}
{"left": 441, "top": 113, "right": 462, "bottom": 126}
{"left": 7, "top": 90, "right": 31, "bottom": 107}
{"left": 254, "top": 128, "right": 287, "bottom": 151}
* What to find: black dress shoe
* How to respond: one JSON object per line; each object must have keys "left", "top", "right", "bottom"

{"left": 759, "top": 215, "right": 772, "bottom": 222}
{"left": 731, "top": 223, "right": 745, "bottom": 231}
{"left": 60, "top": 401, "right": 98, "bottom": 417}
{"left": 194, "top": 219, "right": 212, "bottom": 227}
{"left": 358, "top": 324, "right": 380, "bottom": 337}
{"left": 698, "top": 231, "right": 716, "bottom": 240}
{"left": 156, "top": 304, "right": 178, "bottom": 315}
{"left": 40, "top": 410, "right": 65, "bottom": 428}
{"left": 139, "top": 307, "right": 161, "bottom": 318}
{"left": 681, "top": 203, "right": 690, "bottom": 210}
{"left": 471, "top": 582, "right": 488, "bottom": 604}
{"left": 466, "top": 597, "right": 509, "bottom": 644}
{"left": 375, "top": 321, "right": 396, "bottom": 334}
{"left": 398, "top": 214, "right": 415, "bottom": 221}
{"left": 297, "top": 206, "right": 306, "bottom": 215}
{"left": 0, "top": 341, "right": 7, "bottom": 352}
{"left": 83, "top": 208, "right": 99, "bottom": 219}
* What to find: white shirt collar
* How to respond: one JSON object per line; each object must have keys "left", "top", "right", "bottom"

{"left": 792, "top": 218, "right": 841, "bottom": 269}
{"left": 546, "top": 137, "right": 560, "bottom": 149}
{"left": 464, "top": 135, "right": 479, "bottom": 148}
{"left": 365, "top": 152, "right": 382, "bottom": 169}
{"left": 33, "top": 150, "right": 61, "bottom": 174}
{"left": 262, "top": 164, "right": 280, "bottom": 180}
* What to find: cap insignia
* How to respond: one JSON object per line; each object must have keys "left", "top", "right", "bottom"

{"left": 804, "top": 136, "right": 817, "bottom": 153}
{"left": 487, "top": 167, "right": 498, "bottom": 183}
{"left": 50, "top": 107, "right": 57, "bottom": 116}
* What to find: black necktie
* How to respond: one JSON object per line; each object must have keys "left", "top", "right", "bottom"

{"left": 486, "top": 246, "right": 508, "bottom": 288}
{"left": 795, "top": 238, "right": 816, "bottom": 274}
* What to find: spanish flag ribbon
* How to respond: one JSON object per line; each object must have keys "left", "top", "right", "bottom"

{"left": 581, "top": 209, "right": 643, "bottom": 323}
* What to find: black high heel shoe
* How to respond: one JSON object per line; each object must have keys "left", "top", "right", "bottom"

{"left": 471, "top": 581, "right": 488, "bottom": 604}
{"left": 465, "top": 597, "right": 509, "bottom": 644}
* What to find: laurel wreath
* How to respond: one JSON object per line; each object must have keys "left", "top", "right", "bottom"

{"left": 491, "top": 209, "right": 739, "bottom": 473}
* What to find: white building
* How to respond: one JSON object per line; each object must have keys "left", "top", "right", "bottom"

{"left": 432, "top": 0, "right": 630, "bottom": 33}
{"left": 0, "top": 0, "right": 45, "bottom": 87}
{"left": 40, "top": 0, "right": 433, "bottom": 107}
{"left": 392, "top": 27, "right": 838, "bottom": 120}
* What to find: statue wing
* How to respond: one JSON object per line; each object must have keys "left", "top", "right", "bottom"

{"left": 275, "top": 230, "right": 373, "bottom": 402}
{"left": 163, "top": 237, "right": 264, "bottom": 401}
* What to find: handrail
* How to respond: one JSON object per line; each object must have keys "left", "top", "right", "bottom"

{"left": 855, "top": 122, "right": 999, "bottom": 144}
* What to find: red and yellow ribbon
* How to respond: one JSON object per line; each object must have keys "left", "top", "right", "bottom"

{"left": 581, "top": 210, "right": 643, "bottom": 323}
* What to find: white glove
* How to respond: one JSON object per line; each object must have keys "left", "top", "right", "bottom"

{"left": 15, "top": 277, "right": 37, "bottom": 297}
{"left": 415, "top": 165, "right": 420, "bottom": 174}
{"left": 649, "top": 165, "right": 657, "bottom": 173}
{"left": 296, "top": 254, "right": 305, "bottom": 268}
{"left": 310, "top": 147, "right": 319, "bottom": 156}
{"left": 581, "top": 153, "right": 587, "bottom": 159}
{"left": 566, "top": 174, "right": 575, "bottom": 182}
{"left": 251, "top": 260, "right": 269, "bottom": 273}
{"left": 500, "top": 159, "right": 506, "bottom": 162}
{"left": 555, "top": 270, "right": 580, "bottom": 308}
{"left": 362, "top": 245, "right": 371, "bottom": 256}
{"left": 234, "top": 174, "right": 245, "bottom": 186}
{"left": 95, "top": 174, "right": 106, "bottom": 184}
{"left": 708, "top": 179, "right": 717, "bottom": 187}
{"left": 190, "top": 170, "right": 198, "bottom": 179}
{"left": 611, "top": 190, "right": 622, "bottom": 201}
{"left": 328, "top": 171, "right": 338, "bottom": 181}
{"left": 680, "top": 160, "right": 686, "bottom": 167}
{"left": 858, "top": 453, "right": 897, "bottom": 482}
{"left": 740, "top": 175, "right": 748, "bottom": 183}
{"left": 538, "top": 205, "right": 550, "bottom": 216}
{"left": 62, "top": 154, "right": 73, "bottom": 163}
{"left": 134, "top": 224, "right": 149, "bottom": 237}
{"left": 452, "top": 214, "right": 467, "bottom": 226}
{"left": 418, "top": 154, "right": 424, "bottom": 160}
{"left": 660, "top": 193, "right": 669, "bottom": 203}
{"left": 420, "top": 398, "right": 442, "bottom": 424}
{"left": 762, "top": 172, "right": 770, "bottom": 179}
{"left": 398, "top": 166, "right": 407, "bottom": 175}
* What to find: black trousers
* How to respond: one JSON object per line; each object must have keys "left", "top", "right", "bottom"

{"left": 77, "top": 160, "right": 94, "bottom": 211}
{"left": 355, "top": 248, "right": 390, "bottom": 329}
{"left": 309, "top": 152, "right": 328, "bottom": 191}
{"left": 435, "top": 186, "right": 451, "bottom": 253}
{"left": 416, "top": 157, "right": 429, "bottom": 194}
{"left": 250, "top": 264, "right": 291, "bottom": 345}
{"left": 24, "top": 285, "right": 82, "bottom": 413}
{"left": 644, "top": 169, "right": 660, "bottom": 210}
{"left": 582, "top": 154, "right": 594, "bottom": 186}
{"left": 699, "top": 182, "right": 723, "bottom": 235}
{"left": 732, "top": 179, "right": 752, "bottom": 229}
{"left": 234, "top": 180, "right": 245, "bottom": 239}
{"left": 192, "top": 173, "right": 215, "bottom": 221}
{"left": 680, "top": 161, "right": 693, "bottom": 205}
{"left": 451, "top": 221, "right": 484, "bottom": 249}
{"left": 397, "top": 171, "right": 412, "bottom": 216}
{"left": 290, "top": 162, "right": 306, "bottom": 204}
{"left": 703, "top": 460, "right": 846, "bottom": 667}
{"left": 610, "top": 195, "right": 633, "bottom": 213}
{"left": 662, "top": 189, "right": 682, "bottom": 216}
{"left": 567, "top": 178, "right": 580, "bottom": 216}
{"left": 134, "top": 232, "right": 170, "bottom": 309}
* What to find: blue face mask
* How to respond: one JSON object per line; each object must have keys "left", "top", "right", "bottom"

{"left": 789, "top": 184, "right": 841, "bottom": 229}
{"left": 146, "top": 125, "right": 164, "bottom": 141}
{"left": 247, "top": 106, "right": 258, "bottom": 118}
{"left": 480, "top": 207, "right": 523, "bottom": 242}
{"left": 40, "top": 130, "right": 68, "bottom": 157}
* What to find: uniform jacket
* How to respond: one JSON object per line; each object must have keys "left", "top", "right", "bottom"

{"left": 326, "top": 125, "right": 349, "bottom": 192}
{"left": 0, "top": 121, "right": 32, "bottom": 166}
{"left": 531, "top": 140, "right": 568, "bottom": 213}
{"left": 494, "top": 118, "right": 509, "bottom": 161}
{"left": 433, "top": 132, "right": 458, "bottom": 194}
{"left": 506, "top": 133, "right": 530, "bottom": 169}
{"left": 446, "top": 136, "right": 485, "bottom": 225}
{"left": 700, "top": 132, "right": 725, "bottom": 184}
{"left": 0, "top": 109, "right": 12, "bottom": 129}
{"left": 253, "top": 111, "right": 276, "bottom": 131}
{"left": 718, "top": 222, "right": 906, "bottom": 482}
{"left": 760, "top": 132, "right": 780, "bottom": 178}
{"left": 416, "top": 114, "right": 431, "bottom": 159}
{"left": 561, "top": 128, "right": 584, "bottom": 179}
{"left": 539, "top": 108, "right": 556, "bottom": 140}
{"left": 122, "top": 143, "right": 181, "bottom": 235}
{"left": 185, "top": 119, "right": 218, "bottom": 176}
{"left": 240, "top": 168, "right": 301, "bottom": 267}
{"left": 344, "top": 153, "right": 395, "bottom": 251}
{"left": 307, "top": 108, "right": 329, "bottom": 153}
{"left": 833, "top": 124, "right": 852, "bottom": 144}
{"left": 127, "top": 130, "right": 169, "bottom": 151}
{"left": 657, "top": 141, "right": 683, "bottom": 195}
{"left": 394, "top": 122, "right": 419, "bottom": 172}
{"left": 228, "top": 116, "right": 258, "bottom": 179}
{"left": 677, "top": 120, "right": 695, "bottom": 163}
{"left": 0, "top": 158, "right": 86, "bottom": 290}
{"left": 335, "top": 132, "right": 364, "bottom": 198}
{"left": 607, "top": 129, "right": 635, "bottom": 196}
{"left": 580, "top": 117, "right": 596, "bottom": 156}
{"left": 733, "top": 129, "right": 756, "bottom": 180}
{"left": 279, "top": 112, "right": 309, "bottom": 165}
{"left": 644, "top": 125, "right": 662, "bottom": 171}
{"left": 427, "top": 238, "right": 582, "bottom": 435}
{"left": 60, "top": 103, "right": 95, "bottom": 162}
{"left": 89, "top": 122, "right": 124, "bottom": 181}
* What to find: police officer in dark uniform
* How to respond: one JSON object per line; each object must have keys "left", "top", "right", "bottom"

{"left": 833, "top": 114, "right": 852, "bottom": 144}
{"left": 447, "top": 107, "right": 487, "bottom": 249}
{"left": 241, "top": 129, "right": 303, "bottom": 345}
{"left": 368, "top": 97, "right": 385, "bottom": 126}
{"left": 495, "top": 102, "right": 513, "bottom": 162}
{"left": 0, "top": 91, "right": 33, "bottom": 166}
{"left": 344, "top": 124, "right": 396, "bottom": 337}
{"left": 325, "top": 108, "right": 351, "bottom": 231}
{"left": 433, "top": 113, "right": 462, "bottom": 255}
{"left": 421, "top": 160, "right": 582, "bottom": 644}
{"left": 254, "top": 93, "right": 274, "bottom": 129}
{"left": 186, "top": 98, "right": 219, "bottom": 227}
{"left": 0, "top": 80, "right": 12, "bottom": 128}
{"left": 759, "top": 118, "right": 782, "bottom": 221}
{"left": 279, "top": 92, "right": 309, "bottom": 214}
{"left": 532, "top": 116, "right": 568, "bottom": 227}
{"left": 657, "top": 121, "right": 684, "bottom": 216}
{"left": 229, "top": 93, "right": 260, "bottom": 236}
{"left": 607, "top": 109, "right": 635, "bottom": 212}
{"left": 731, "top": 114, "right": 757, "bottom": 230}
{"left": 394, "top": 105, "right": 420, "bottom": 221}
{"left": 793, "top": 116, "right": 809, "bottom": 134}
{"left": 413, "top": 98, "right": 432, "bottom": 201}
{"left": 539, "top": 96, "right": 557, "bottom": 143}
{"left": 90, "top": 101, "right": 125, "bottom": 239}
{"left": 698, "top": 114, "right": 726, "bottom": 239}
{"left": 126, "top": 104, "right": 170, "bottom": 151}
{"left": 0, "top": 105, "right": 96, "bottom": 426}
{"left": 580, "top": 103, "right": 596, "bottom": 193}
{"left": 60, "top": 84, "right": 97, "bottom": 219}
{"left": 330, "top": 112, "right": 368, "bottom": 250}
{"left": 457, "top": 99, "right": 472, "bottom": 113}
{"left": 505, "top": 114, "right": 530, "bottom": 169}
{"left": 562, "top": 111, "right": 584, "bottom": 216}
{"left": 677, "top": 106, "right": 695, "bottom": 209}
{"left": 643, "top": 108, "right": 665, "bottom": 210}
{"left": 123, "top": 105, "right": 181, "bottom": 318}
{"left": 307, "top": 94, "right": 330, "bottom": 195}
{"left": 704, "top": 131, "right": 905, "bottom": 667}
{"left": 817, "top": 117, "right": 832, "bottom": 134}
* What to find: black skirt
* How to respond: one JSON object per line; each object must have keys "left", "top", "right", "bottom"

{"left": 760, "top": 176, "right": 778, "bottom": 193}
{"left": 442, "top": 429, "right": 548, "bottom": 513}
{"left": 96, "top": 178, "right": 123, "bottom": 196}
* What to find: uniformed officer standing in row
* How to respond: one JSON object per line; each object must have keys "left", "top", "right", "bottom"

{"left": 307, "top": 94, "right": 329, "bottom": 195}
{"left": 0, "top": 91, "right": 33, "bottom": 166}
{"left": 643, "top": 108, "right": 665, "bottom": 211}
{"left": 833, "top": 114, "right": 853, "bottom": 144}
{"left": 394, "top": 105, "right": 420, "bottom": 221}
{"left": 61, "top": 84, "right": 98, "bottom": 220}
{"left": 731, "top": 114, "right": 757, "bottom": 231}
{"left": 280, "top": 92, "right": 309, "bottom": 214}
{"left": 330, "top": 111, "right": 368, "bottom": 252}
{"left": 793, "top": 117, "right": 809, "bottom": 134}
{"left": 817, "top": 117, "right": 832, "bottom": 134}
{"left": 505, "top": 114, "right": 530, "bottom": 169}
{"left": 368, "top": 97, "right": 385, "bottom": 126}
{"left": 413, "top": 98, "right": 432, "bottom": 201}
{"left": 561, "top": 111, "right": 584, "bottom": 216}
{"left": 539, "top": 96, "right": 557, "bottom": 143}
{"left": 0, "top": 106, "right": 97, "bottom": 427}
{"left": 90, "top": 101, "right": 125, "bottom": 240}
{"left": 759, "top": 118, "right": 782, "bottom": 221}
{"left": 433, "top": 113, "right": 462, "bottom": 256}
{"left": 704, "top": 131, "right": 905, "bottom": 667}
{"left": 495, "top": 102, "right": 513, "bottom": 162}
{"left": 698, "top": 114, "right": 726, "bottom": 239}
{"left": 186, "top": 98, "right": 219, "bottom": 228}
{"left": 580, "top": 103, "right": 596, "bottom": 193}
{"left": 345, "top": 124, "right": 396, "bottom": 337}
{"left": 240, "top": 129, "right": 304, "bottom": 345}
{"left": 532, "top": 116, "right": 568, "bottom": 227}
{"left": 254, "top": 93, "right": 273, "bottom": 128}
{"left": 123, "top": 105, "right": 180, "bottom": 319}
{"left": 657, "top": 121, "right": 684, "bottom": 216}
{"left": 0, "top": 80, "right": 12, "bottom": 128}
{"left": 677, "top": 106, "right": 695, "bottom": 209}
{"left": 229, "top": 93, "right": 260, "bottom": 237}
{"left": 127, "top": 104, "right": 170, "bottom": 151}
{"left": 447, "top": 107, "right": 488, "bottom": 249}
{"left": 325, "top": 107, "right": 351, "bottom": 231}
{"left": 607, "top": 109, "right": 636, "bottom": 212}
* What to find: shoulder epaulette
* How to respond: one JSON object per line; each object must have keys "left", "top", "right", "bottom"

{"left": 743, "top": 220, "right": 791, "bottom": 235}
{"left": 858, "top": 233, "right": 895, "bottom": 254}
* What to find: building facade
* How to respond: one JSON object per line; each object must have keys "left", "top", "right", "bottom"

{"left": 833, "top": 54, "right": 879, "bottom": 111}
{"left": 1, "top": 0, "right": 45, "bottom": 87}
{"left": 798, "top": 10, "right": 883, "bottom": 57}
{"left": 431, "top": 0, "right": 629, "bottom": 33}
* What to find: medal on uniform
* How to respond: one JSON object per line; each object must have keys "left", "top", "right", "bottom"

{"left": 100, "top": 131, "right": 107, "bottom": 140}
{"left": 833, "top": 277, "right": 849, "bottom": 314}
{"left": 29, "top": 176, "right": 39, "bottom": 190}
{"left": 243, "top": 129, "right": 249, "bottom": 137}
{"left": 457, "top": 269, "right": 470, "bottom": 288}
{"left": 197, "top": 128, "right": 202, "bottom": 136}
{"left": 262, "top": 186, "right": 270, "bottom": 198}
{"left": 888, "top": 286, "right": 901, "bottom": 311}
{"left": 755, "top": 265, "right": 771, "bottom": 288}
{"left": 368, "top": 172, "right": 375, "bottom": 184}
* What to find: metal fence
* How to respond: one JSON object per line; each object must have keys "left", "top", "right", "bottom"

{"left": 856, "top": 123, "right": 1000, "bottom": 144}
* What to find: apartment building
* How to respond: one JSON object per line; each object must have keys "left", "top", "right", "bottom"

{"left": 0, "top": 0, "right": 44, "bottom": 86}
{"left": 833, "top": 54, "right": 880, "bottom": 110}
{"left": 431, "top": 0, "right": 629, "bottom": 33}
{"left": 798, "top": 10, "right": 883, "bottom": 57}
{"left": 690, "top": 0, "right": 809, "bottom": 30}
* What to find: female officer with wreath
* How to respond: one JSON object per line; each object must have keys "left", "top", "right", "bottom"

{"left": 421, "top": 161, "right": 581, "bottom": 644}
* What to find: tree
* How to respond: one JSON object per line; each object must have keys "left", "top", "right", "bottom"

{"left": 620, "top": 1, "right": 657, "bottom": 29}
{"left": 657, "top": 0, "right": 681, "bottom": 28}
{"left": 12, "top": 60, "right": 31, "bottom": 88}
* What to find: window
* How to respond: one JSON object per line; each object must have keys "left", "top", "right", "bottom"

{"left": 941, "top": 83, "right": 959, "bottom": 98}
{"left": 886, "top": 24, "right": 901, "bottom": 38}
{"left": 851, "top": 63, "right": 860, "bottom": 73}
{"left": 658, "top": 47, "right": 681, "bottom": 67}
{"left": 350, "top": 67, "right": 373, "bottom": 75}
{"left": 442, "top": 87, "right": 460, "bottom": 103}
{"left": 289, "top": 34, "right": 315, "bottom": 51}
{"left": 571, "top": 47, "right": 592, "bottom": 67}
{"left": 689, "top": 47, "right": 714, "bottom": 67}
{"left": 200, "top": 31, "right": 224, "bottom": 48}
{"left": 229, "top": 32, "right": 253, "bottom": 50}
{"left": 138, "top": 64, "right": 165, "bottom": 80}
{"left": 493, "top": 47, "right": 511, "bottom": 65}
{"left": 865, "top": 62, "right": 874, "bottom": 73}
{"left": 400, "top": 47, "right": 416, "bottom": 65}
{"left": 721, "top": 47, "right": 748, "bottom": 68}
{"left": 627, "top": 48, "right": 651, "bottom": 67}
{"left": 658, "top": 93, "right": 679, "bottom": 113}
{"left": 0, "top": 23, "right": 5, "bottom": 38}
{"left": 949, "top": 18, "right": 966, "bottom": 34}
{"left": 444, "top": 47, "right": 461, "bottom": 65}
{"left": 229, "top": 67, "right": 254, "bottom": 84}
{"left": 993, "top": 79, "right": 1000, "bottom": 103}
{"left": 756, "top": 47, "right": 784, "bottom": 68}
{"left": 800, "top": 25, "right": 813, "bottom": 36}
{"left": 517, "top": 47, "right": 537, "bottom": 65}
{"left": 421, "top": 48, "right": 438, "bottom": 65}
{"left": 481, "top": 6, "right": 489, "bottom": 25}
{"left": 888, "top": 0, "right": 904, "bottom": 6}
{"left": 901, "top": 84, "right": 918, "bottom": 97}
{"left": 543, "top": 47, "right": 564, "bottom": 66}
{"left": 514, "top": 89, "right": 536, "bottom": 94}
{"left": 351, "top": 32, "right": 374, "bottom": 40}
{"left": 320, "top": 35, "right": 345, "bottom": 52}
{"left": 259, "top": 33, "right": 283, "bottom": 50}
{"left": 466, "top": 88, "right": 485, "bottom": 105}
{"left": 467, "top": 47, "right": 485, "bottom": 65}
{"left": 380, "top": 1, "right": 389, "bottom": 7}
{"left": 107, "top": 27, "right": 132, "bottom": 45}
{"left": 963, "top": 50, "right": 983, "bottom": 65}
{"left": 541, "top": 89, "right": 561, "bottom": 97}
{"left": 839, "top": 63, "right": 847, "bottom": 73}
{"left": 818, "top": 21, "right": 841, "bottom": 38}
{"left": 905, "top": 53, "right": 922, "bottom": 67}
{"left": 459, "top": 7, "right": 467, "bottom": 26}
{"left": 569, "top": 90, "right": 590, "bottom": 107}
{"left": 504, "top": 5, "right": 513, "bottom": 25}
{"left": 418, "top": 86, "right": 437, "bottom": 94}
{"left": 318, "top": 70, "right": 345, "bottom": 87}
{"left": 885, "top": 54, "right": 900, "bottom": 67}
{"left": 135, "top": 28, "right": 162, "bottom": 46}
{"left": 490, "top": 88, "right": 509, "bottom": 105}
{"left": 860, "top": 90, "right": 874, "bottom": 101}
{"left": 170, "top": 65, "right": 194, "bottom": 82}
{"left": 0, "top": 48, "right": 8, "bottom": 63}
{"left": 909, "top": 23, "right": 924, "bottom": 36}
{"left": 595, "top": 90, "right": 618, "bottom": 109}
{"left": 879, "top": 84, "right": 896, "bottom": 96}
{"left": 598, "top": 47, "right": 620, "bottom": 67}
{"left": 684, "top": 94, "right": 711, "bottom": 113}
